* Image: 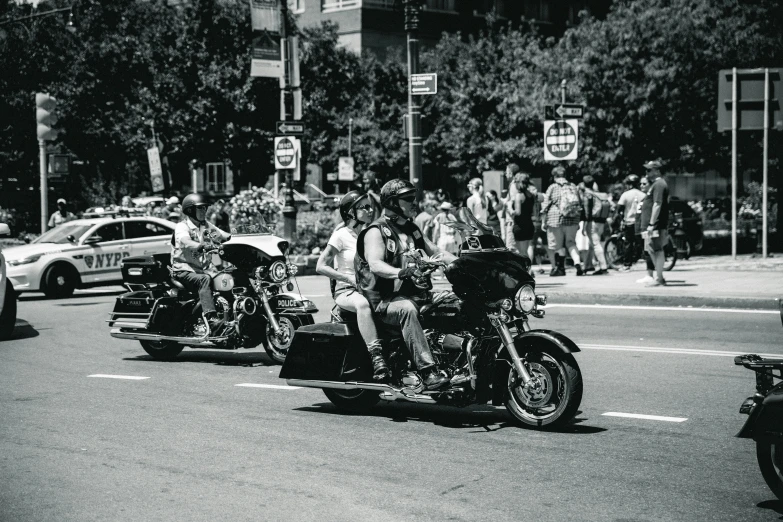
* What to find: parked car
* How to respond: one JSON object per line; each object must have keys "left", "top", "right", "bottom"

{"left": 0, "top": 222, "right": 17, "bottom": 339}
{"left": 669, "top": 198, "right": 704, "bottom": 258}
{"left": 5, "top": 216, "right": 175, "bottom": 299}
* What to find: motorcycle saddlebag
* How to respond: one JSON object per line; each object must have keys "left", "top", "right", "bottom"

{"left": 108, "top": 290, "right": 159, "bottom": 329}
{"left": 279, "top": 323, "right": 372, "bottom": 382}
{"left": 121, "top": 254, "right": 170, "bottom": 285}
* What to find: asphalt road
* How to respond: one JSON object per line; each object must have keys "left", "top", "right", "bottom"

{"left": 1, "top": 277, "right": 782, "bottom": 522}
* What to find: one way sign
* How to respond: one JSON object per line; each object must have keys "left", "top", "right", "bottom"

{"left": 276, "top": 121, "right": 305, "bottom": 135}
{"left": 545, "top": 104, "right": 585, "bottom": 120}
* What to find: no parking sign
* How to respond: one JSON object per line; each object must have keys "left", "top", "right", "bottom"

{"left": 544, "top": 119, "right": 578, "bottom": 161}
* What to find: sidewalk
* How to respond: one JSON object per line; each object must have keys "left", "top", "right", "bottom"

{"left": 434, "top": 254, "right": 783, "bottom": 310}
{"left": 527, "top": 254, "right": 782, "bottom": 310}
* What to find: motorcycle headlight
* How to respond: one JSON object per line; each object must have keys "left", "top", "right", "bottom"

{"left": 515, "top": 285, "right": 536, "bottom": 313}
{"left": 8, "top": 254, "right": 43, "bottom": 266}
{"left": 268, "top": 260, "right": 287, "bottom": 283}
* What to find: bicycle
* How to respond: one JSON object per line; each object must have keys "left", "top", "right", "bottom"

{"left": 604, "top": 224, "right": 677, "bottom": 271}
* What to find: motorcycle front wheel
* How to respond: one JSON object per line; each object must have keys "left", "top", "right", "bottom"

{"left": 264, "top": 316, "right": 296, "bottom": 364}
{"left": 140, "top": 340, "right": 184, "bottom": 361}
{"left": 323, "top": 389, "right": 380, "bottom": 413}
{"left": 757, "top": 441, "right": 783, "bottom": 500}
{"left": 505, "top": 348, "right": 583, "bottom": 429}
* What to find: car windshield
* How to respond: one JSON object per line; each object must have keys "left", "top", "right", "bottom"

{"left": 33, "top": 224, "right": 94, "bottom": 244}
{"left": 230, "top": 219, "right": 273, "bottom": 235}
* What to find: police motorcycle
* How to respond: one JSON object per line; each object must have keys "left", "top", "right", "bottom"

{"left": 734, "top": 300, "right": 783, "bottom": 500}
{"left": 280, "top": 207, "right": 583, "bottom": 429}
{"left": 107, "top": 220, "right": 317, "bottom": 363}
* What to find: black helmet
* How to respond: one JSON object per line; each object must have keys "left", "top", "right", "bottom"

{"left": 181, "top": 193, "right": 207, "bottom": 218}
{"left": 624, "top": 174, "right": 640, "bottom": 188}
{"left": 339, "top": 190, "right": 369, "bottom": 223}
{"left": 380, "top": 179, "right": 417, "bottom": 217}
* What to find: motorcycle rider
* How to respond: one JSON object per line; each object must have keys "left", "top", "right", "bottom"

{"left": 316, "top": 190, "right": 389, "bottom": 381}
{"left": 355, "top": 179, "right": 457, "bottom": 390}
{"left": 170, "top": 193, "right": 231, "bottom": 332}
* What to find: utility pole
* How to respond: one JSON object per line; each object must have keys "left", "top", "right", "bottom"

{"left": 39, "top": 140, "right": 48, "bottom": 233}
{"left": 279, "top": 0, "right": 297, "bottom": 240}
{"left": 403, "top": 0, "right": 424, "bottom": 199}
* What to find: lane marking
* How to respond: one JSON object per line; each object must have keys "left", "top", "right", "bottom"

{"left": 235, "top": 383, "right": 302, "bottom": 390}
{"left": 88, "top": 374, "right": 150, "bottom": 380}
{"left": 545, "top": 304, "right": 777, "bottom": 314}
{"left": 580, "top": 344, "right": 781, "bottom": 358}
{"left": 602, "top": 412, "right": 688, "bottom": 423}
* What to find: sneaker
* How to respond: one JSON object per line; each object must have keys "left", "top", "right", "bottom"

{"left": 645, "top": 278, "right": 666, "bottom": 287}
{"left": 619, "top": 266, "right": 632, "bottom": 272}
{"left": 636, "top": 275, "right": 654, "bottom": 284}
{"left": 585, "top": 267, "right": 596, "bottom": 273}
{"left": 592, "top": 268, "right": 609, "bottom": 275}
{"left": 422, "top": 368, "right": 449, "bottom": 390}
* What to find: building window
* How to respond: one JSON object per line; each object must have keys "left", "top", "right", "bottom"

{"left": 206, "top": 162, "right": 226, "bottom": 193}
{"left": 363, "top": 0, "right": 394, "bottom": 8}
{"left": 425, "top": 0, "right": 456, "bottom": 13}
{"left": 474, "top": 0, "right": 509, "bottom": 19}
{"left": 288, "top": 0, "right": 305, "bottom": 13}
{"left": 322, "top": 0, "right": 360, "bottom": 11}
{"left": 525, "top": 0, "right": 552, "bottom": 23}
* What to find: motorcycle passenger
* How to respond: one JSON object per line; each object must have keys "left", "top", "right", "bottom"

{"left": 355, "top": 179, "right": 457, "bottom": 390}
{"left": 316, "top": 191, "right": 389, "bottom": 381}
{"left": 170, "top": 193, "right": 231, "bottom": 332}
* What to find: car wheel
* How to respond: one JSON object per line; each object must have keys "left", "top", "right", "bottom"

{"left": 0, "top": 281, "right": 16, "bottom": 340}
{"left": 43, "top": 264, "right": 76, "bottom": 299}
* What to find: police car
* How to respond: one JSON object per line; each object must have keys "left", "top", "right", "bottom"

{"left": 5, "top": 216, "right": 175, "bottom": 299}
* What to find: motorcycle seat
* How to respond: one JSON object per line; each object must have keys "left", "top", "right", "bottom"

{"left": 332, "top": 305, "right": 402, "bottom": 340}
{"left": 170, "top": 278, "right": 186, "bottom": 290}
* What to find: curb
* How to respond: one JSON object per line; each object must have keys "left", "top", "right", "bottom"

{"left": 541, "top": 292, "right": 780, "bottom": 310}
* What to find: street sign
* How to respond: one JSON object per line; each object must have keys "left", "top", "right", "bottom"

{"left": 545, "top": 104, "right": 585, "bottom": 120}
{"left": 338, "top": 157, "right": 354, "bottom": 181}
{"left": 717, "top": 68, "right": 782, "bottom": 131}
{"left": 544, "top": 119, "right": 579, "bottom": 161}
{"left": 274, "top": 137, "right": 298, "bottom": 169}
{"left": 326, "top": 172, "right": 337, "bottom": 181}
{"left": 147, "top": 147, "right": 165, "bottom": 192}
{"left": 411, "top": 73, "right": 437, "bottom": 95}
{"left": 276, "top": 121, "right": 305, "bottom": 135}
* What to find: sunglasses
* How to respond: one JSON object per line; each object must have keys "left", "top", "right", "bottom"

{"left": 399, "top": 196, "right": 416, "bottom": 203}
{"left": 355, "top": 204, "right": 372, "bottom": 212}
{"left": 194, "top": 204, "right": 208, "bottom": 210}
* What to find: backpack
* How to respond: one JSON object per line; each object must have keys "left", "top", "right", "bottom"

{"left": 588, "top": 190, "right": 612, "bottom": 220}
{"left": 558, "top": 183, "right": 582, "bottom": 219}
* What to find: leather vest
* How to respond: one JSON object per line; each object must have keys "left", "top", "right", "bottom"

{"left": 355, "top": 215, "right": 427, "bottom": 314}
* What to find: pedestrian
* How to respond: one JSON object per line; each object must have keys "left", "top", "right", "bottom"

{"left": 541, "top": 166, "right": 584, "bottom": 276}
{"left": 503, "top": 164, "right": 520, "bottom": 249}
{"left": 499, "top": 189, "right": 510, "bottom": 244}
{"left": 579, "top": 174, "right": 610, "bottom": 275}
{"left": 161, "top": 196, "right": 180, "bottom": 222}
{"left": 486, "top": 189, "right": 504, "bottom": 237}
{"left": 466, "top": 177, "right": 489, "bottom": 224}
{"left": 616, "top": 175, "right": 647, "bottom": 271}
{"left": 510, "top": 172, "right": 536, "bottom": 262}
{"left": 414, "top": 200, "right": 436, "bottom": 241}
{"left": 47, "top": 198, "right": 76, "bottom": 229}
{"left": 638, "top": 161, "right": 670, "bottom": 286}
{"left": 431, "top": 202, "right": 460, "bottom": 256}
{"left": 211, "top": 200, "right": 230, "bottom": 230}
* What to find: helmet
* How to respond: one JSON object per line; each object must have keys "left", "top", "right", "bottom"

{"left": 339, "top": 190, "right": 369, "bottom": 224}
{"left": 624, "top": 174, "right": 640, "bottom": 188}
{"left": 181, "top": 193, "right": 207, "bottom": 218}
{"left": 380, "top": 179, "right": 417, "bottom": 218}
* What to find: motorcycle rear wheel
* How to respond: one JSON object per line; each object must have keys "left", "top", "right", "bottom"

{"left": 140, "top": 340, "right": 184, "bottom": 361}
{"left": 505, "top": 349, "right": 583, "bottom": 429}
{"left": 664, "top": 236, "right": 677, "bottom": 271}
{"left": 323, "top": 389, "right": 380, "bottom": 413}
{"left": 757, "top": 441, "right": 783, "bottom": 500}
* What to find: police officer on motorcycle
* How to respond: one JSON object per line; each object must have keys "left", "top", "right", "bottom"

{"left": 171, "top": 193, "right": 232, "bottom": 332}
{"left": 355, "top": 179, "right": 457, "bottom": 390}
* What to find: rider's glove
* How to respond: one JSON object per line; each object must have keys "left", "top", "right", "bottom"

{"left": 398, "top": 266, "right": 418, "bottom": 281}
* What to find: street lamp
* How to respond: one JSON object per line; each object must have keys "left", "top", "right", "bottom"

{"left": 400, "top": 0, "right": 425, "bottom": 199}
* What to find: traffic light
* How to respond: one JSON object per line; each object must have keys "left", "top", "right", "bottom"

{"left": 35, "top": 93, "right": 59, "bottom": 141}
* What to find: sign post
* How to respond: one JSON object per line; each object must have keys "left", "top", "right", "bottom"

{"left": 543, "top": 119, "right": 579, "bottom": 161}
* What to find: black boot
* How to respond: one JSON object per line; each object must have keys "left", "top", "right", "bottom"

{"left": 551, "top": 254, "right": 566, "bottom": 277}
{"left": 367, "top": 341, "right": 389, "bottom": 382}
{"left": 575, "top": 262, "right": 584, "bottom": 276}
{"left": 422, "top": 367, "right": 449, "bottom": 390}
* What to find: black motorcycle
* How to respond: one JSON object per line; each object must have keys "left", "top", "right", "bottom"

{"left": 735, "top": 300, "right": 783, "bottom": 500}
{"left": 107, "top": 223, "right": 317, "bottom": 363}
{"left": 280, "top": 209, "right": 583, "bottom": 429}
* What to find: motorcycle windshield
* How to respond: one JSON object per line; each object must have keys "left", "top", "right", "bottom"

{"left": 443, "top": 207, "right": 495, "bottom": 237}
{"left": 230, "top": 220, "right": 273, "bottom": 235}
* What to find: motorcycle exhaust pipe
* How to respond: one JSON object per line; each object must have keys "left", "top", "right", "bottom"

{"left": 109, "top": 328, "right": 208, "bottom": 344}
{"left": 285, "top": 379, "right": 437, "bottom": 404}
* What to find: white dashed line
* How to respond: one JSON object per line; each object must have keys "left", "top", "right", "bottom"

{"left": 235, "top": 383, "right": 302, "bottom": 390}
{"left": 580, "top": 344, "right": 781, "bottom": 358}
{"left": 546, "top": 304, "right": 778, "bottom": 314}
{"left": 602, "top": 412, "right": 687, "bottom": 423}
{"left": 88, "top": 374, "right": 150, "bottom": 380}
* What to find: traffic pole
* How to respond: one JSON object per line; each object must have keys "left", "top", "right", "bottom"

{"left": 279, "top": 0, "right": 296, "bottom": 240}
{"left": 404, "top": 0, "right": 423, "bottom": 199}
{"left": 39, "top": 140, "right": 48, "bottom": 234}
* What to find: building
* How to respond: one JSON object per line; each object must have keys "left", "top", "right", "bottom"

{"left": 293, "top": 0, "right": 612, "bottom": 56}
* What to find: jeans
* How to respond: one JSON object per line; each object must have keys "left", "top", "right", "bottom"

{"left": 623, "top": 225, "right": 639, "bottom": 267}
{"left": 379, "top": 296, "right": 435, "bottom": 370}
{"left": 172, "top": 271, "right": 215, "bottom": 314}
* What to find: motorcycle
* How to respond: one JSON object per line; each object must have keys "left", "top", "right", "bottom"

{"left": 280, "top": 209, "right": 583, "bottom": 429}
{"left": 734, "top": 299, "right": 783, "bottom": 500}
{"left": 107, "top": 223, "right": 317, "bottom": 363}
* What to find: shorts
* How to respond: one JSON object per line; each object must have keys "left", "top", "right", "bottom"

{"left": 546, "top": 224, "right": 578, "bottom": 251}
{"left": 513, "top": 222, "right": 535, "bottom": 241}
{"left": 644, "top": 229, "right": 669, "bottom": 255}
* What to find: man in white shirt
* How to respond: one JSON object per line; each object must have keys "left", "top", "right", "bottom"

{"left": 615, "top": 174, "right": 647, "bottom": 271}
{"left": 170, "top": 193, "right": 231, "bottom": 331}
{"left": 466, "top": 177, "right": 488, "bottom": 224}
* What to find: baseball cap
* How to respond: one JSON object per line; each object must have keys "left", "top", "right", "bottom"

{"left": 551, "top": 166, "right": 566, "bottom": 178}
{"left": 439, "top": 202, "right": 453, "bottom": 210}
{"left": 57, "top": 198, "right": 66, "bottom": 205}
{"left": 166, "top": 196, "right": 180, "bottom": 205}
{"left": 643, "top": 160, "right": 662, "bottom": 170}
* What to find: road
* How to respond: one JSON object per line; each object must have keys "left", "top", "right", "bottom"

{"left": 1, "top": 276, "right": 781, "bottom": 521}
